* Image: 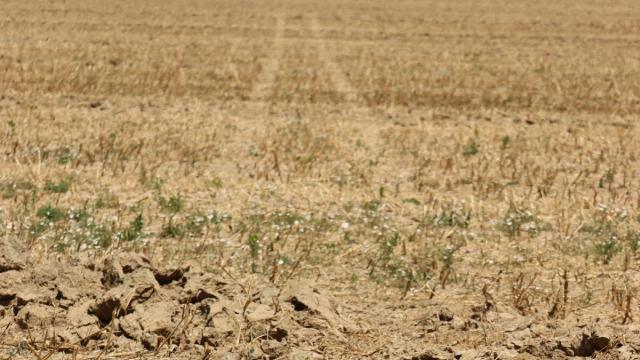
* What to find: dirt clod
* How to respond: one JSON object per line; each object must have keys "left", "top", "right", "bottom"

{"left": 0, "top": 236, "right": 26, "bottom": 272}
{"left": 572, "top": 330, "right": 613, "bottom": 357}
{"left": 101, "top": 256, "right": 125, "bottom": 288}
{"left": 282, "top": 281, "right": 357, "bottom": 332}
{"left": 154, "top": 266, "right": 188, "bottom": 285}
{"left": 438, "top": 308, "right": 454, "bottom": 322}
{"left": 1, "top": 252, "right": 360, "bottom": 357}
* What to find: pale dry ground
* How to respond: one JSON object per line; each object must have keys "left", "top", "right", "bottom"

{"left": 1, "top": 0, "right": 640, "bottom": 359}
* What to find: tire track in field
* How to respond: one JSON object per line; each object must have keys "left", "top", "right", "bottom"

{"left": 309, "top": 12, "right": 360, "bottom": 103}
{"left": 249, "top": 12, "right": 285, "bottom": 102}
{"left": 228, "top": 14, "right": 264, "bottom": 92}
{"left": 226, "top": 36, "right": 241, "bottom": 85}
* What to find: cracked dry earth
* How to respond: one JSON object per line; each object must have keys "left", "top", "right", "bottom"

{"left": 1, "top": 237, "right": 356, "bottom": 359}
{"left": 2, "top": 236, "right": 640, "bottom": 359}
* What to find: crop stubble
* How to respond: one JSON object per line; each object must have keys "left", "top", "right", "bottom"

{"left": 1, "top": 0, "right": 640, "bottom": 358}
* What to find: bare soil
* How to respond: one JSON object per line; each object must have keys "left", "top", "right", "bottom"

{"left": 2, "top": 236, "right": 640, "bottom": 359}
{"left": 1, "top": 0, "right": 640, "bottom": 358}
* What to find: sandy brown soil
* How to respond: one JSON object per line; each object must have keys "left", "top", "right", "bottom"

{"left": 2, "top": 238, "right": 640, "bottom": 359}
{"left": 2, "top": 238, "right": 358, "bottom": 359}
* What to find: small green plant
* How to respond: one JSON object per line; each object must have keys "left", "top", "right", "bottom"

{"left": 366, "top": 232, "right": 428, "bottom": 287}
{"left": 462, "top": 138, "right": 479, "bottom": 157}
{"left": 598, "top": 169, "right": 615, "bottom": 189}
{"left": 120, "top": 214, "right": 144, "bottom": 241}
{"left": 68, "top": 214, "right": 116, "bottom": 249}
{"left": 497, "top": 205, "right": 550, "bottom": 238}
{"left": 248, "top": 144, "right": 259, "bottom": 157}
{"left": 379, "top": 232, "right": 400, "bottom": 267}
{"left": 350, "top": 272, "right": 359, "bottom": 283}
{"left": 205, "top": 177, "right": 223, "bottom": 190}
{"left": 94, "top": 198, "right": 105, "bottom": 209}
{"left": 90, "top": 224, "right": 114, "bottom": 248}
{"left": 402, "top": 198, "right": 421, "bottom": 205}
{"left": 578, "top": 207, "right": 629, "bottom": 264}
{"left": 68, "top": 207, "right": 91, "bottom": 222}
{"left": 160, "top": 222, "right": 184, "bottom": 239}
{"left": 270, "top": 210, "right": 304, "bottom": 229}
{"left": 440, "top": 246, "right": 456, "bottom": 269}
{"left": 94, "top": 191, "right": 119, "bottom": 209}
{"left": 185, "top": 212, "right": 208, "bottom": 237}
{"left": 7, "top": 120, "right": 16, "bottom": 136}
{"left": 157, "top": 194, "right": 183, "bottom": 214}
{"left": 44, "top": 178, "right": 71, "bottom": 193}
{"left": 57, "top": 147, "right": 74, "bottom": 165}
{"left": 156, "top": 194, "right": 184, "bottom": 238}
{"left": 28, "top": 220, "right": 50, "bottom": 239}
{"left": 628, "top": 230, "right": 640, "bottom": 252}
{"left": 36, "top": 204, "right": 65, "bottom": 222}
{"left": 594, "top": 237, "right": 619, "bottom": 265}
{"left": 362, "top": 199, "right": 381, "bottom": 212}
{"left": 433, "top": 208, "right": 471, "bottom": 228}
{"left": 500, "top": 135, "right": 510, "bottom": 150}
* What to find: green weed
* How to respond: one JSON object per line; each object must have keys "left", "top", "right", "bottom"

{"left": 36, "top": 204, "right": 65, "bottom": 222}
{"left": 44, "top": 178, "right": 71, "bottom": 193}
{"left": 497, "top": 205, "right": 550, "bottom": 238}
{"left": 462, "top": 138, "right": 479, "bottom": 157}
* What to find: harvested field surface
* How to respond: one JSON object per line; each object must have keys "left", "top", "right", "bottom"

{"left": 1, "top": 0, "right": 640, "bottom": 358}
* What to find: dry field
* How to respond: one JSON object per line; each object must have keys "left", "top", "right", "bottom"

{"left": 1, "top": 0, "right": 640, "bottom": 358}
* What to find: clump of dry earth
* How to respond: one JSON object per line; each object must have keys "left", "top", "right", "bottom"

{"left": 2, "top": 236, "right": 640, "bottom": 359}
{"left": 1, "top": 236, "right": 358, "bottom": 359}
